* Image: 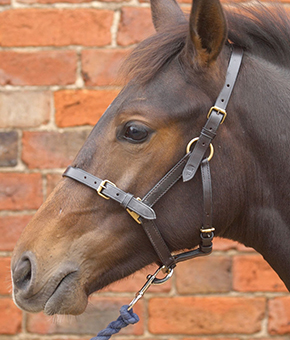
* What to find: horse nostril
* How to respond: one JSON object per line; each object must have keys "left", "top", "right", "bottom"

{"left": 13, "top": 252, "right": 35, "bottom": 291}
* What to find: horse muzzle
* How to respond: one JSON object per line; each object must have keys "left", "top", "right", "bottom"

{"left": 11, "top": 251, "right": 87, "bottom": 315}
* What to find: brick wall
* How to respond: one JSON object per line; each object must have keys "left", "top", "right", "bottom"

{"left": 0, "top": 0, "right": 289, "bottom": 338}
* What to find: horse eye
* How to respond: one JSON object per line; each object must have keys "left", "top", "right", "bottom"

{"left": 123, "top": 123, "right": 150, "bottom": 143}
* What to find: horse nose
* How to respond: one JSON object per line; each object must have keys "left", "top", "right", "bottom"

{"left": 12, "top": 252, "right": 36, "bottom": 292}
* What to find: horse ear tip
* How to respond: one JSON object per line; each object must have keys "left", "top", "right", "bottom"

{"left": 185, "top": 0, "right": 227, "bottom": 65}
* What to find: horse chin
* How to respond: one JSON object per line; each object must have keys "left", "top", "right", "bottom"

{"left": 43, "top": 273, "right": 88, "bottom": 316}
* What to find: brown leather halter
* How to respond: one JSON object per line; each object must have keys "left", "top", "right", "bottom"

{"left": 63, "top": 45, "right": 244, "bottom": 272}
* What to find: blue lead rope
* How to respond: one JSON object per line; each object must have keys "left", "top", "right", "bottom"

{"left": 91, "top": 266, "right": 173, "bottom": 340}
{"left": 91, "top": 305, "right": 139, "bottom": 340}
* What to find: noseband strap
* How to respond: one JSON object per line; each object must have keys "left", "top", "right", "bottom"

{"left": 63, "top": 166, "right": 156, "bottom": 220}
{"left": 63, "top": 45, "right": 243, "bottom": 271}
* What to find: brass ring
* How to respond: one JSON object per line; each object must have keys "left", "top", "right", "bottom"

{"left": 186, "top": 137, "right": 214, "bottom": 161}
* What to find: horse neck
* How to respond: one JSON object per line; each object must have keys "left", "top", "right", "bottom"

{"left": 224, "top": 53, "right": 290, "bottom": 289}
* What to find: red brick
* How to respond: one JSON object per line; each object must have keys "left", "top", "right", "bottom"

{"left": 176, "top": 256, "right": 232, "bottom": 294}
{"left": 0, "top": 258, "right": 11, "bottom": 295}
{"left": 148, "top": 297, "right": 265, "bottom": 334}
{"left": 247, "top": 339, "right": 286, "bottom": 340}
{"left": 0, "top": 131, "right": 18, "bottom": 167}
{"left": 103, "top": 265, "right": 171, "bottom": 293}
{"left": 98, "top": 0, "right": 130, "bottom": 2}
{"left": 179, "top": 338, "right": 240, "bottom": 340}
{"left": 0, "top": 91, "right": 51, "bottom": 128}
{"left": 46, "top": 173, "right": 62, "bottom": 198}
{"left": 0, "top": 9, "right": 113, "bottom": 47}
{"left": 0, "top": 173, "right": 42, "bottom": 210}
{"left": 82, "top": 49, "right": 131, "bottom": 86}
{"left": 117, "top": 8, "right": 155, "bottom": 46}
{"left": 27, "top": 297, "right": 143, "bottom": 335}
{"left": 22, "top": 130, "right": 90, "bottom": 169}
{"left": 54, "top": 89, "right": 119, "bottom": 127}
{"left": 179, "top": 339, "right": 279, "bottom": 340}
{"left": 0, "top": 215, "right": 32, "bottom": 251}
{"left": 233, "top": 255, "right": 287, "bottom": 292}
{"left": 268, "top": 297, "right": 290, "bottom": 334}
{"left": 0, "top": 298, "right": 22, "bottom": 334}
{"left": 19, "top": 0, "right": 90, "bottom": 4}
{"left": 0, "top": 51, "right": 76, "bottom": 86}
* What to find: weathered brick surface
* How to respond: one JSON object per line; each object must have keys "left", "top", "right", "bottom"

{"left": 82, "top": 49, "right": 131, "bottom": 86}
{"left": 149, "top": 297, "right": 266, "bottom": 334}
{"left": 268, "top": 297, "right": 290, "bottom": 335}
{"left": 0, "top": 298, "right": 22, "bottom": 334}
{"left": 176, "top": 256, "right": 232, "bottom": 294}
{"left": 0, "top": 131, "right": 18, "bottom": 167}
{"left": 0, "top": 51, "right": 77, "bottom": 86}
{"left": 19, "top": 0, "right": 91, "bottom": 3}
{"left": 0, "top": 173, "right": 42, "bottom": 210}
{"left": 54, "top": 90, "right": 119, "bottom": 127}
{"left": 22, "top": 130, "right": 90, "bottom": 169}
{"left": 0, "top": 91, "right": 51, "bottom": 128}
{"left": 27, "top": 298, "right": 144, "bottom": 335}
{"left": 117, "top": 8, "right": 155, "bottom": 46}
{"left": 176, "top": 338, "right": 240, "bottom": 340}
{"left": 0, "top": 9, "right": 114, "bottom": 47}
{"left": 0, "top": 215, "right": 32, "bottom": 251}
{"left": 175, "top": 338, "right": 279, "bottom": 340}
{"left": 0, "top": 257, "right": 11, "bottom": 295}
{"left": 233, "top": 255, "right": 287, "bottom": 292}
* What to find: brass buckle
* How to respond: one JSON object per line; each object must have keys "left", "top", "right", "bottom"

{"left": 207, "top": 106, "right": 227, "bottom": 124}
{"left": 97, "top": 180, "right": 116, "bottom": 200}
{"left": 126, "top": 197, "right": 141, "bottom": 224}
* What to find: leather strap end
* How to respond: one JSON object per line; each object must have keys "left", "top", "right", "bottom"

{"left": 131, "top": 199, "right": 156, "bottom": 220}
{"left": 182, "top": 165, "right": 197, "bottom": 182}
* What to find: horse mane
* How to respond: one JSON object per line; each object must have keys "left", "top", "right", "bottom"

{"left": 227, "top": 3, "right": 290, "bottom": 68}
{"left": 121, "top": 2, "right": 290, "bottom": 84}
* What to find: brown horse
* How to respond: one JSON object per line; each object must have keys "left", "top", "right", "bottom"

{"left": 11, "top": 0, "right": 290, "bottom": 316}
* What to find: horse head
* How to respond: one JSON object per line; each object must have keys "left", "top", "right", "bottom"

{"left": 11, "top": 0, "right": 290, "bottom": 316}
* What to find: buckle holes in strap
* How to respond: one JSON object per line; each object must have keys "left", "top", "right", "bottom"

{"left": 186, "top": 137, "right": 214, "bottom": 162}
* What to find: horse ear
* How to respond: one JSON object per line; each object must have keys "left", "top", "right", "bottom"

{"left": 186, "top": 0, "right": 227, "bottom": 65}
{"left": 150, "top": 0, "right": 187, "bottom": 32}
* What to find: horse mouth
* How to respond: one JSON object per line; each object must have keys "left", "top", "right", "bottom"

{"left": 44, "top": 271, "right": 80, "bottom": 315}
